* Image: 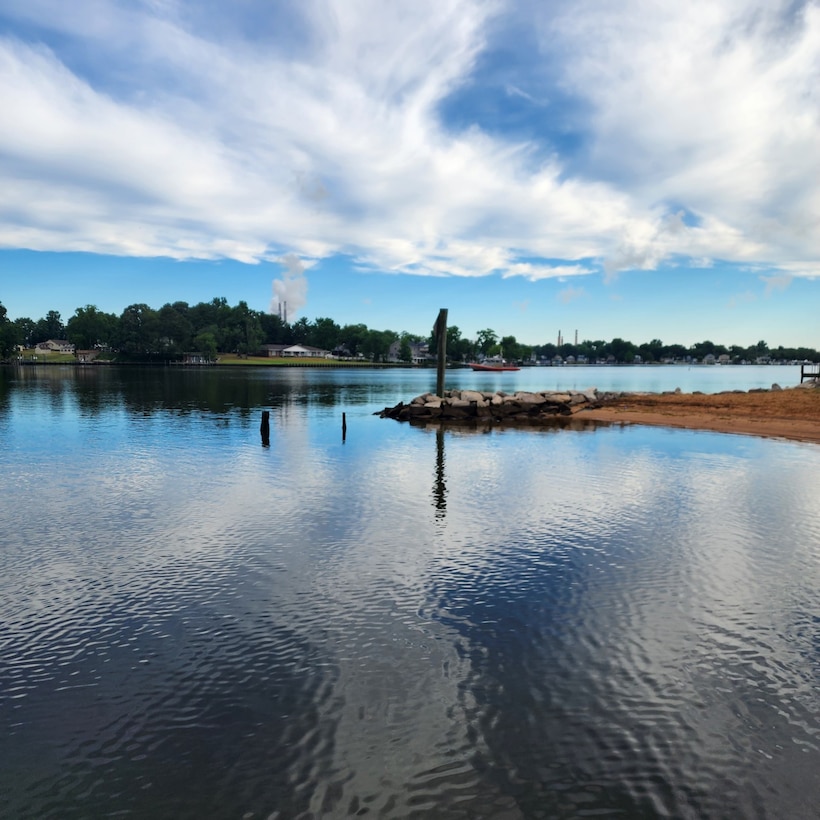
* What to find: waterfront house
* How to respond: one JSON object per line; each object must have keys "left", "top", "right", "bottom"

{"left": 36, "top": 339, "right": 75, "bottom": 354}
{"left": 259, "top": 344, "right": 289, "bottom": 357}
{"left": 282, "top": 344, "right": 330, "bottom": 358}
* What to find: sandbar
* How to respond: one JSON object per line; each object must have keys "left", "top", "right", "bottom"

{"left": 580, "top": 386, "right": 820, "bottom": 444}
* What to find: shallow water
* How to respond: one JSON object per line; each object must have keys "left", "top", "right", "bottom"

{"left": 1, "top": 366, "right": 818, "bottom": 818}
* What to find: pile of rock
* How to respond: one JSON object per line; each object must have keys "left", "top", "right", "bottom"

{"left": 378, "top": 387, "right": 609, "bottom": 424}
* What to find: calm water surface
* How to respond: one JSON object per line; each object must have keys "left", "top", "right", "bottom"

{"left": 1, "top": 366, "right": 818, "bottom": 819}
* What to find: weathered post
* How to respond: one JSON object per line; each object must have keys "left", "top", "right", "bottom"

{"left": 434, "top": 308, "right": 448, "bottom": 398}
{"left": 342, "top": 412, "right": 347, "bottom": 442}
{"left": 260, "top": 410, "right": 270, "bottom": 446}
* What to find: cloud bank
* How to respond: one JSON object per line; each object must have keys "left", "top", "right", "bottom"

{"left": 0, "top": 0, "right": 818, "bottom": 281}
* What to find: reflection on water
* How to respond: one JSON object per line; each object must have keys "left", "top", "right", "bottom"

{"left": 1, "top": 367, "right": 818, "bottom": 819}
{"left": 434, "top": 428, "right": 447, "bottom": 520}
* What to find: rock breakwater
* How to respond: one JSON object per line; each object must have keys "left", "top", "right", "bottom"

{"left": 378, "top": 387, "right": 609, "bottom": 425}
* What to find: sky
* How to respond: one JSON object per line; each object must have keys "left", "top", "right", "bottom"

{"left": 0, "top": 0, "right": 818, "bottom": 348}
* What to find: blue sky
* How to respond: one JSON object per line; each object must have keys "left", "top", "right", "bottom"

{"left": 1, "top": 0, "right": 818, "bottom": 348}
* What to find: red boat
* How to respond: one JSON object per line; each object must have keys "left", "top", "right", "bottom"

{"left": 469, "top": 362, "right": 520, "bottom": 372}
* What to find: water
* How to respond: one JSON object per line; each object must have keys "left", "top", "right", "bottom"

{"left": 1, "top": 365, "right": 818, "bottom": 819}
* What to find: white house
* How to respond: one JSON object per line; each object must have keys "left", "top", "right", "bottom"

{"left": 282, "top": 344, "right": 330, "bottom": 358}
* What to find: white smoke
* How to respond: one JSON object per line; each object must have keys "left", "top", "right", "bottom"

{"left": 270, "top": 253, "right": 308, "bottom": 321}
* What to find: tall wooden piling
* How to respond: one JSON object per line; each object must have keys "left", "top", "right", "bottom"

{"left": 260, "top": 410, "right": 270, "bottom": 446}
{"left": 342, "top": 412, "right": 347, "bottom": 442}
{"left": 434, "top": 308, "right": 448, "bottom": 398}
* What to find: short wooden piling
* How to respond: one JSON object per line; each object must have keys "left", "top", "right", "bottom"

{"left": 342, "top": 412, "right": 347, "bottom": 442}
{"left": 260, "top": 410, "right": 270, "bottom": 446}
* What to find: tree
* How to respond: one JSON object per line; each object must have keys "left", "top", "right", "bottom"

{"left": 115, "top": 303, "right": 160, "bottom": 357}
{"left": 156, "top": 303, "right": 194, "bottom": 354}
{"left": 339, "top": 323, "right": 369, "bottom": 357}
{"left": 398, "top": 335, "right": 413, "bottom": 363}
{"left": 309, "top": 317, "right": 341, "bottom": 352}
{"left": 32, "top": 310, "right": 65, "bottom": 344}
{"left": 0, "top": 302, "right": 21, "bottom": 359}
{"left": 609, "top": 337, "right": 636, "bottom": 363}
{"left": 220, "top": 301, "right": 262, "bottom": 354}
{"left": 476, "top": 328, "right": 498, "bottom": 356}
{"left": 12, "top": 317, "right": 35, "bottom": 348}
{"left": 67, "top": 305, "right": 116, "bottom": 350}
{"left": 193, "top": 331, "right": 217, "bottom": 361}
{"left": 290, "top": 316, "right": 311, "bottom": 344}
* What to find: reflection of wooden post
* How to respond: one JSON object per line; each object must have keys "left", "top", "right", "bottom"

{"left": 260, "top": 411, "right": 270, "bottom": 446}
{"left": 435, "top": 308, "right": 448, "bottom": 398}
{"left": 433, "top": 427, "right": 446, "bottom": 519}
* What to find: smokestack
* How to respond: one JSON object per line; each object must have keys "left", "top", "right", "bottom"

{"left": 575, "top": 329, "right": 578, "bottom": 346}
{"left": 558, "top": 329, "right": 562, "bottom": 347}
{"left": 284, "top": 301, "right": 288, "bottom": 324}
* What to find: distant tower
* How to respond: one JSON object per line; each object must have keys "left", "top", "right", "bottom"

{"left": 284, "top": 302, "right": 288, "bottom": 324}
{"left": 558, "top": 329, "right": 562, "bottom": 347}
{"left": 575, "top": 329, "right": 578, "bottom": 346}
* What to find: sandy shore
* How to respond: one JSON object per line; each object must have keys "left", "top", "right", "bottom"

{"left": 580, "top": 385, "right": 820, "bottom": 444}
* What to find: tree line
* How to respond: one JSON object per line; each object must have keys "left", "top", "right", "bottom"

{"left": 0, "top": 298, "right": 817, "bottom": 364}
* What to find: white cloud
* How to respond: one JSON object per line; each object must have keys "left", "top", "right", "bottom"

{"left": 0, "top": 0, "right": 818, "bottom": 284}
{"left": 557, "top": 285, "right": 586, "bottom": 304}
{"left": 760, "top": 273, "right": 793, "bottom": 296}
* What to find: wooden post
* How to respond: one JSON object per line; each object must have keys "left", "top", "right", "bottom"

{"left": 435, "top": 308, "right": 448, "bottom": 398}
{"left": 260, "top": 410, "right": 270, "bottom": 446}
{"left": 342, "top": 412, "right": 347, "bottom": 441}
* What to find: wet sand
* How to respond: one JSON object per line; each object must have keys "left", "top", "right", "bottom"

{"left": 580, "top": 386, "right": 820, "bottom": 444}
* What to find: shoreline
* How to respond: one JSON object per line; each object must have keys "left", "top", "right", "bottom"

{"left": 379, "top": 384, "right": 820, "bottom": 445}
{"left": 579, "top": 386, "right": 820, "bottom": 444}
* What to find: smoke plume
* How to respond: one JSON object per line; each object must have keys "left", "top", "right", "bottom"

{"left": 270, "top": 254, "right": 308, "bottom": 321}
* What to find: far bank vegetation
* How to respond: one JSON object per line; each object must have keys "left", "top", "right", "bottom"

{"left": 1, "top": 298, "right": 817, "bottom": 366}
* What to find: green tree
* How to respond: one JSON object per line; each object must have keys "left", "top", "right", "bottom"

{"left": 259, "top": 312, "right": 288, "bottom": 345}
{"left": 0, "top": 302, "right": 22, "bottom": 359}
{"left": 398, "top": 336, "right": 413, "bottom": 363}
{"left": 609, "top": 337, "right": 636, "bottom": 363}
{"left": 12, "top": 317, "right": 35, "bottom": 348}
{"left": 290, "top": 316, "right": 311, "bottom": 344}
{"left": 339, "top": 323, "right": 369, "bottom": 357}
{"left": 156, "top": 303, "right": 194, "bottom": 354}
{"left": 309, "top": 317, "right": 341, "bottom": 352}
{"left": 67, "top": 305, "right": 117, "bottom": 350}
{"left": 363, "top": 329, "right": 397, "bottom": 362}
{"left": 221, "top": 301, "right": 262, "bottom": 354}
{"left": 32, "top": 310, "right": 65, "bottom": 344}
{"left": 476, "top": 328, "right": 498, "bottom": 356}
{"left": 115, "top": 303, "right": 160, "bottom": 357}
{"left": 193, "top": 331, "right": 218, "bottom": 361}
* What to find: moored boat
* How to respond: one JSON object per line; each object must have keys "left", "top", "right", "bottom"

{"left": 469, "top": 362, "right": 520, "bottom": 372}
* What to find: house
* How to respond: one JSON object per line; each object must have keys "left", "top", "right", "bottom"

{"left": 36, "top": 339, "right": 75, "bottom": 354}
{"left": 703, "top": 353, "right": 717, "bottom": 365}
{"left": 259, "top": 344, "right": 289, "bottom": 357}
{"left": 282, "top": 344, "right": 330, "bottom": 358}
{"left": 387, "top": 340, "right": 431, "bottom": 364}
{"left": 75, "top": 350, "right": 100, "bottom": 363}
{"left": 718, "top": 354, "right": 731, "bottom": 365}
